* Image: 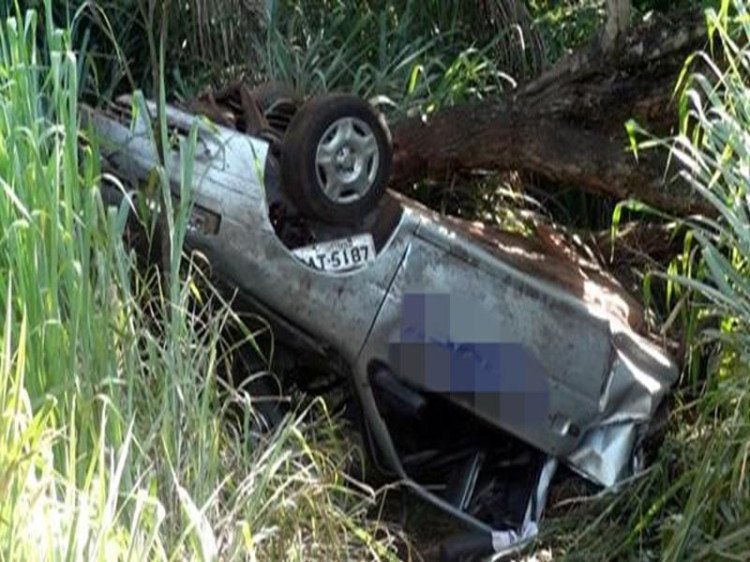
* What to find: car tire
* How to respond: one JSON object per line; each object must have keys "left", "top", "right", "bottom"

{"left": 281, "top": 93, "right": 392, "bottom": 225}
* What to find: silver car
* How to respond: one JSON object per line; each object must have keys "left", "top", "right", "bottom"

{"left": 92, "top": 91, "right": 677, "bottom": 560}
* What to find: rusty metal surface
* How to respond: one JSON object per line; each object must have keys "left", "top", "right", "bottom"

{"left": 91, "top": 99, "right": 678, "bottom": 552}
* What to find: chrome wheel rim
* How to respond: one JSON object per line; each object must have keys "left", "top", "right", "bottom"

{"left": 315, "top": 117, "right": 379, "bottom": 204}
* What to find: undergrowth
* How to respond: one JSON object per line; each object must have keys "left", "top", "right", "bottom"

{"left": 258, "top": 0, "right": 536, "bottom": 119}
{"left": 0, "top": 2, "right": 401, "bottom": 560}
{"left": 544, "top": 2, "right": 750, "bottom": 559}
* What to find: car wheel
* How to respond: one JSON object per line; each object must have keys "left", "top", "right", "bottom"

{"left": 281, "top": 93, "right": 392, "bottom": 225}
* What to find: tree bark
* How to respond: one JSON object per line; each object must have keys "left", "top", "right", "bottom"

{"left": 391, "top": 8, "right": 711, "bottom": 216}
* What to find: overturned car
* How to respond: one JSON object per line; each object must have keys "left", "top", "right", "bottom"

{"left": 91, "top": 88, "right": 677, "bottom": 560}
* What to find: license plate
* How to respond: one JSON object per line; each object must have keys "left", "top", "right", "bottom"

{"left": 292, "top": 233, "right": 376, "bottom": 272}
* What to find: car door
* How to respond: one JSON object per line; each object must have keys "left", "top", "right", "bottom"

{"left": 359, "top": 217, "right": 615, "bottom": 458}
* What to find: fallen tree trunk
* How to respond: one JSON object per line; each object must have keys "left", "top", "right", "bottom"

{"left": 391, "top": 8, "right": 711, "bottom": 216}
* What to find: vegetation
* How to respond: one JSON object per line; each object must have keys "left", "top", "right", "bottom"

{"left": 2, "top": 0, "right": 750, "bottom": 561}
{"left": 0, "top": 2, "right": 399, "bottom": 560}
{"left": 540, "top": 3, "right": 750, "bottom": 559}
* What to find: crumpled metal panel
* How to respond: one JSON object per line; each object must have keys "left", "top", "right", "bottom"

{"left": 567, "top": 328, "right": 676, "bottom": 486}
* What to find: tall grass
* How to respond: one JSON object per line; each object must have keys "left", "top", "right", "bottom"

{"left": 0, "top": 3, "right": 400, "bottom": 560}
{"left": 259, "top": 0, "right": 539, "bottom": 118}
{"left": 546, "top": 2, "right": 750, "bottom": 559}
{"left": 42, "top": 0, "right": 265, "bottom": 100}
